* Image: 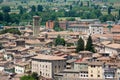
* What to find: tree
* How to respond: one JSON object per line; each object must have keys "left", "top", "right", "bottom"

{"left": 1, "top": 6, "right": 11, "bottom": 13}
{"left": 0, "top": 0, "right": 3, "bottom": 3}
{"left": 10, "top": 13, "right": 20, "bottom": 24}
{"left": 94, "top": 9, "right": 102, "bottom": 18}
{"left": 99, "top": 14, "right": 115, "bottom": 22}
{"left": 118, "top": 9, "right": 120, "bottom": 19}
{"left": 87, "top": 1, "right": 89, "bottom": 7}
{"left": 31, "top": 5, "right": 36, "bottom": 12}
{"left": 66, "top": 18, "right": 75, "bottom": 21}
{"left": 31, "top": 72, "right": 38, "bottom": 80}
{"left": 55, "top": 35, "right": 65, "bottom": 46}
{"left": 76, "top": 37, "right": 84, "bottom": 53}
{"left": 0, "top": 28, "right": 21, "bottom": 35}
{"left": 37, "top": 5, "right": 43, "bottom": 12}
{"left": 20, "top": 72, "right": 39, "bottom": 80}
{"left": 18, "top": 5, "right": 24, "bottom": 14}
{"left": 53, "top": 21, "right": 63, "bottom": 31}
{"left": 20, "top": 75, "right": 35, "bottom": 80}
{"left": 21, "top": 13, "right": 31, "bottom": 20}
{"left": 119, "top": 9, "right": 120, "bottom": 16}
{"left": 70, "top": 5, "right": 72, "bottom": 10}
{"left": 108, "top": 6, "right": 113, "bottom": 14}
{"left": 3, "top": 13, "right": 11, "bottom": 23}
{"left": 80, "top": 1, "right": 83, "bottom": 7}
{"left": 0, "top": 12, "right": 3, "bottom": 21}
{"left": 85, "top": 35, "right": 95, "bottom": 53}
{"left": 0, "top": 43, "right": 3, "bottom": 50}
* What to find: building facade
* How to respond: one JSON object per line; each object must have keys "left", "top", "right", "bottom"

{"left": 46, "top": 20, "right": 54, "bottom": 29}
{"left": 89, "top": 24, "right": 103, "bottom": 35}
{"left": 31, "top": 54, "right": 66, "bottom": 79}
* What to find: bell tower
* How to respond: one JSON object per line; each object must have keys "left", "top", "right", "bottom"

{"left": 33, "top": 16, "right": 40, "bottom": 36}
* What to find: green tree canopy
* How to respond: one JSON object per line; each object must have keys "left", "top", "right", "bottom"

{"left": 31, "top": 5, "right": 36, "bottom": 12}
{"left": 20, "top": 75, "right": 35, "bottom": 80}
{"left": 0, "top": 43, "right": 3, "bottom": 50}
{"left": 53, "top": 21, "right": 63, "bottom": 31}
{"left": 1, "top": 6, "right": 11, "bottom": 13}
{"left": 99, "top": 14, "right": 115, "bottom": 22}
{"left": 0, "top": 28, "right": 21, "bottom": 35}
{"left": 3, "top": 13, "right": 11, "bottom": 23}
{"left": 108, "top": 6, "right": 113, "bottom": 14}
{"left": 80, "top": 1, "right": 83, "bottom": 7}
{"left": 0, "top": 0, "right": 3, "bottom": 3}
{"left": 76, "top": 37, "right": 84, "bottom": 53}
{"left": 0, "top": 12, "right": 3, "bottom": 21}
{"left": 85, "top": 35, "right": 95, "bottom": 53}
{"left": 118, "top": 9, "right": 120, "bottom": 19}
{"left": 87, "top": 1, "right": 89, "bottom": 7}
{"left": 10, "top": 13, "right": 20, "bottom": 24}
{"left": 55, "top": 35, "right": 65, "bottom": 46}
{"left": 20, "top": 72, "right": 39, "bottom": 80}
{"left": 31, "top": 72, "right": 38, "bottom": 80}
{"left": 18, "top": 5, "right": 26, "bottom": 14}
{"left": 37, "top": 5, "right": 43, "bottom": 12}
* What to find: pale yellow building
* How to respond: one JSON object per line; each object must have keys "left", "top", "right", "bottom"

{"left": 31, "top": 54, "right": 66, "bottom": 79}
{"left": 88, "top": 62, "right": 104, "bottom": 79}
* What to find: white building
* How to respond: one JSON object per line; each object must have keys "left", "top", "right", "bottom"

{"left": 31, "top": 54, "right": 66, "bottom": 79}
{"left": 15, "top": 62, "right": 31, "bottom": 74}
{"left": 67, "top": 24, "right": 89, "bottom": 33}
{"left": 4, "top": 53, "right": 13, "bottom": 61}
{"left": 104, "top": 43, "right": 120, "bottom": 56}
{"left": 89, "top": 24, "right": 103, "bottom": 35}
{"left": 67, "top": 24, "right": 103, "bottom": 35}
{"left": 117, "top": 65, "right": 120, "bottom": 80}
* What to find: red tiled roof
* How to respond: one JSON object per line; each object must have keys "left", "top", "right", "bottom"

{"left": 75, "top": 58, "right": 83, "bottom": 63}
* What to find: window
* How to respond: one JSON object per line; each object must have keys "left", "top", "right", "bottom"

{"left": 91, "top": 74, "right": 93, "bottom": 77}
{"left": 59, "top": 65, "right": 60, "bottom": 69}
{"left": 98, "top": 75, "right": 100, "bottom": 77}
{"left": 91, "top": 70, "right": 93, "bottom": 73}
{"left": 55, "top": 66, "right": 56, "bottom": 68}
{"left": 105, "top": 75, "right": 107, "bottom": 77}
{"left": 64, "top": 65, "right": 66, "bottom": 68}
{"left": 84, "top": 75, "right": 85, "bottom": 77}
{"left": 98, "top": 70, "right": 100, "bottom": 73}
{"left": 91, "top": 65, "right": 95, "bottom": 67}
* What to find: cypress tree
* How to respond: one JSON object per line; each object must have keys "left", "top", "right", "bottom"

{"left": 80, "top": 1, "right": 83, "bottom": 7}
{"left": 118, "top": 9, "right": 120, "bottom": 16}
{"left": 86, "top": 35, "right": 95, "bottom": 53}
{"left": 108, "top": 6, "right": 112, "bottom": 14}
{"left": 87, "top": 1, "right": 89, "bottom": 7}
{"left": 118, "top": 9, "right": 120, "bottom": 19}
{"left": 76, "top": 37, "right": 84, "bottom": 53}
